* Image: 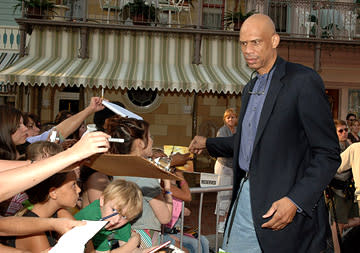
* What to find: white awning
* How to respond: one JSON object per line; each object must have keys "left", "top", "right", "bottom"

{"left": 0, "top": 27, "right": 251, "bottom": 94}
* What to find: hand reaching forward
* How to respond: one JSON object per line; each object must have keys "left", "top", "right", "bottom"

{"left": 50, "top": 218, "right": 86, "bottom": 235}
{"left": 261, "top": 197, "right": 297, "bottom": 231}
{"left": 170, "top": 153, "right": 191, "bottom": 167}
{"left": 188, "top": 136, "right": 207, "bottom": 155}
{"left": 70, "top": 131, "right": 110, "bottom": 161}
{"left": 87, "top": 97, "right": 105, "bottom": 113}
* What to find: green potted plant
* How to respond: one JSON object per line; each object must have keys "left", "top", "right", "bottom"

{"left": 120, "top": 0, "right": 159, "bottom": 25}
{"left": 13, "top": 0, "right": 56, "bottom": 19}
{"left": 223, "top": 8, "right": 255, "bottom": 31}
{"left": 321, "top": 23, "right": 340, "bottom": 39}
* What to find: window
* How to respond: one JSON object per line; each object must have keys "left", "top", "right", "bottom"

{"left": 202, "top": 0, "right": 224, "bottom": 29}
{"left": 64, "top": 0, "right": 84, "bottom": 20}
{"left": 123, "top": 88, "right": 162, "bottom": 113}
{"left": 269, "top": 2, "right": 288, "bottom": 33}
{"left": 127, "top": 88, "right": 158, "bottom": 107}
{"left": 348, "top": 89, "right": 360, "bottom": 118}
{"left": 54, "top": 91, "right": 79, "bottom": 116}
{"left": 203, "top": 8, "right": 223, "bottom": 29}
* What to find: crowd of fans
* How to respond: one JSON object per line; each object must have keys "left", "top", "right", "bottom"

{"left": 3, "top": 96, "right": 360, "bottom": 252}
{"left": 325, "top": 113, "right": 360, "bottom": 253}
{"left": 0, "top": 97, "right": 203, "bottom": 253}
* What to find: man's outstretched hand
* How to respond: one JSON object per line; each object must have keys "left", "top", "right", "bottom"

{"left": 188, "top": 136, "right": 207, "bottom": 155}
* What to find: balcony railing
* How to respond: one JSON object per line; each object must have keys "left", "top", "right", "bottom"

{"left": 0, "top": 26, "right": 20, "bottom": 51}
{"left": 16, "top": 0, "right": 360, "bottom": 41}
{"left": 253, "top": 0, "right": 360, "bottom": 40}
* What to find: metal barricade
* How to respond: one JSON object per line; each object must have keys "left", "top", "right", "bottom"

{"left": 177, "top": 185, "right": 233, "bottom": 253}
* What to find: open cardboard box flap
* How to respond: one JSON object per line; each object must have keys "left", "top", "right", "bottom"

{"left": 87, "top": 153, "right": 181, "bottom": 180}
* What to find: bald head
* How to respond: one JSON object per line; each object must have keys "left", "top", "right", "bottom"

{"left": 239, "top": 14, "right": 279, "bottom": 74}
{"left": 241, "top": 14, "right": 276, "bottom": 39}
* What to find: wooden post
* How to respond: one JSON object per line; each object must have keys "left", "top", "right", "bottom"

{"left": 314, "top": 42, "right": 321, "bottom": 72}
{"left": 79, "top": 27, "right": 89, "bottom": 59}
{"left": 19, "top": 24, "right": 27, "bottom": 57}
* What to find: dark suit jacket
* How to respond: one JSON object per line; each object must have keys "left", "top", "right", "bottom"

{"left": 206, "top": 57, "right": 341, "bottom": 252}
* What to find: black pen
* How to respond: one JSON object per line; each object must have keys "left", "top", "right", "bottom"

{"left": 100, "top": 212, "right": 119, "bottom": 221}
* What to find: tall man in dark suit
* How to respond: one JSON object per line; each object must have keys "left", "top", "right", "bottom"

{"left": 189, "top": 14, "right": 341, "bottom": 252}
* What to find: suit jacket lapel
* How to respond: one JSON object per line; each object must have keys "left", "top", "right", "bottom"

{"left": 253, "top": 57, "right": 286, "bottom": 151}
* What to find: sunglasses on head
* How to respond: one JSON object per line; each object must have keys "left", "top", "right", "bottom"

{"left": 338, "top": 128, "right": 348, "bottom": 133}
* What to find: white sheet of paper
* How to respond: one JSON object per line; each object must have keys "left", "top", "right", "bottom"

{"left": 200, "top": 172, "right": 219, "bottom": 187}
{"left": 49, "top": 220, "right": 108, "bottom": 253}
{"left": 102, "top": 100, "right": 143, "bottom": 120}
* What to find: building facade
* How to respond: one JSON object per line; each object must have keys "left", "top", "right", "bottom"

{"left": 0, "top": 0, "right": 359, "bottom": 171}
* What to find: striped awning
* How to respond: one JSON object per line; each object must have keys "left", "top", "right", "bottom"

{"left": 0, "top": 27, "right": 251, "bottom": 94}
{"left": 0, "top": 52, "right": 19, "bottom": 71}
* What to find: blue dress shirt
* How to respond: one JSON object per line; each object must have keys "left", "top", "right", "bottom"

{"left": 238, "top": 68, "right": 275, "bottom": 172}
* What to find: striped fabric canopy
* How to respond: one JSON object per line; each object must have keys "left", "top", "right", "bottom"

{"left": 0, "top": 52, "right": 19, "bottom": 72}
{"left": 0, "top": 27, "right": 251, "bottom": 94}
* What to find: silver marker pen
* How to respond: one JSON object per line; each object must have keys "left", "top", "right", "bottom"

{"left": 108, "top": 138, "right": 125, "bottom": 143}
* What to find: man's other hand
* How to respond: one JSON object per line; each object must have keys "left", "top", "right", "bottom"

{"left": 261, "top": 197, "right": 297, "bottom": 230}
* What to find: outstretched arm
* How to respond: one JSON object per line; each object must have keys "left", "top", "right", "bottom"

{"left": 55, "top": 97, "right": 105, "bottom": 139}
{"left": 189, "top": 136, "right": 207, "bottom": 155}
{"left": 206, "top": 135, "right": 235, "bottom": 158}
{"left": 0, "top": 131, "right": 110, "bottom": 202}
{"left": 0, "top": 243, "right": 30, "bottom": 252}
{"left": 0, "top": 160, "right": 30, "bottom": 172}
{"left": 0, "top": 217, "right": 85, "bottom": 236}
{"left": 189, "top": 135, "right": 235, "bottom": 157}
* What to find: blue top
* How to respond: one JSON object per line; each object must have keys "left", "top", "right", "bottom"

{"left": 238, "top": 68, "right": 275, "bottom": 172}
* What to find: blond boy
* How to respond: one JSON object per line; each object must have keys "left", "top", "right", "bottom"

{"left": 75, "top": 179, "right": 143, "bottom": 252}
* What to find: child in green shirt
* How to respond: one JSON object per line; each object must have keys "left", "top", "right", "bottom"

{"left": 75, "top": 179, "right": 143, "bottom": 252}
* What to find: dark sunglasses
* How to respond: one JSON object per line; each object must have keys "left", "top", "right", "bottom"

{"left": 338, "top": 128, "right": 348, "bottom": 133}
